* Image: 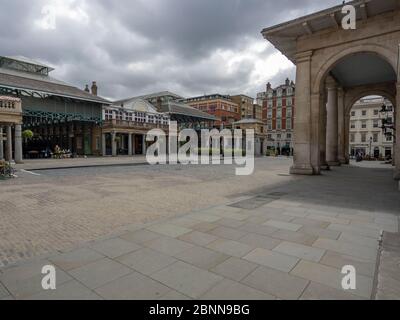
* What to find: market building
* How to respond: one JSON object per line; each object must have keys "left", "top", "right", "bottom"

{"left": 233, "top": 118, "right": 267, "bottom": 156}
{"left": 0, "top": 56, "right": 109, "bottom": 160}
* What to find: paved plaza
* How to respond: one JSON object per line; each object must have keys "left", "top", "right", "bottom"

{"left": 0, "top": 157, "right": 399, "bottom": 300}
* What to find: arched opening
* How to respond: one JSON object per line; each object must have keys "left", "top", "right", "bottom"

{"left": 348, "top": 95, "right": 395, "bottom": 163}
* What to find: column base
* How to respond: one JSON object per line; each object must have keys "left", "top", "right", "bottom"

{"left": 321, "top": 164, "right": 330, "bottom": 171}
{"left": 15, "top": 160, "right": 24, "bottom": 164}
{"left": 338, "top": 158, "right": 347, "bottom": 165}
{"left": 290, "top": 165, "right": 314, "bottom": 175}
{"left": 394, "top": 170, "right": 400, "bottom": 181}
{"left": 327, "top": 161, "right": 340, "bottom": 166}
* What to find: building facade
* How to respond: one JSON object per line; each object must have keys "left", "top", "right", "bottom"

{"left": 349, "top": 97, "right": 394, "bottom": 159}
{"left": 183, "top": 94, "right": 240, "bottom": 127}
{"left": 233, "top": 118, "right": 267, "bottom": 156}
{"left": 258, "top": 78, "right": 295, "bottom": 155}
{"left": 0, "top": 56, "right": 109, "bottom": 160}
{"left": 231, "top": 95, "right": 254, "bottom": 119}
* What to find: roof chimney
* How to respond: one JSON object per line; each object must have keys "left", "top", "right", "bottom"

{"left": 285, "top": 78, "right": 290, "bottom": 86}
{"left": 84, "top": 84, "right": 90, "bottom": 92}
{"left": 91, "top": 81, "right": 98, "bottom": 96}
{"left": 266, "top": 82, "right": 271, "bottom": 91}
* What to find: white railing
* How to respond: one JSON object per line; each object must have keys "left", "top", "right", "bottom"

{"left": 0, "top": 96, "right": 22, "bottom": 113}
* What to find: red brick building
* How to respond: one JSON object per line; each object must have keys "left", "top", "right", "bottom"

{"left": 257, "top": 78, "right": 295, "bottom": 155}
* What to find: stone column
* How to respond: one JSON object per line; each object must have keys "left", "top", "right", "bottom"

{"left": 102, "top": 133, "right": 106, "bottom": 156}
{"left": 14, "top": 124, "right": 23, "bottom": 163}
{"left": 128, "top": 133, "right": 133, "bottom": 156}
{"left": 319, "top": 91, "right": 329, "bottom": 170}
{"left": 337, "top": 87, "right": 346, "bottom": 164}
{"left": 344, "top": 114, "right": 350, "bottom": 164}
{"left": 326, "top": 76, "right": 340, "bottom": 166}
{"left": 111, "top": 131, "right": 117, "bottom": 157}
{"left": 290, "top": 51, "right": 314, "bottom": 175}
{"left": 5, "top": 125, "right": 12, "bottom": 161}
{"left": 132, "top": 134, "right": 136, "bottom": 155}
{"left": 0, "top": 126, "right": 4, "bottom": 160}
{"left": 142, "top": 134, "right": 147, "bottom": 155}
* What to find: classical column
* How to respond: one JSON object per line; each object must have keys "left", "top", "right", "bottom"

{"left": 102, "top": 133, "right": 106, "bottom": 156}
{"left": 326, "top": 76, "right": 340, "bottom": 166}
{"left": 128, "top": 133, "right": 133, "bottom": 156}
{"left": 337, "top": 87, "right": 346, "bottom": 164}
{"left": 319, "top": 91, "right": 329, "bottom": 170}
{"left": 142, "top": 134, "right": 147, "bottom": 155}
{"left": 132, "top": 134, "right": 136, "bottom": 155}
{"left": 290, "top": 51, "right": 314, "bottom": 175}
{"left": 5, "top": 125, "right": 12, "bottom": 161}
{"left": 111, "top": 131, "right": 117, "bottom": 157}
{"left": 14, "top": 124, "right": 23, "bottom": 163}
{"left": 344, "top": 114, "right": 350, "bottom": 164}
{"left": 0, "top": 126, "right": 4, "bottom": 160}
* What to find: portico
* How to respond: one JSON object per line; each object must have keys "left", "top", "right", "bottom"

{"left": 0, "top": 96, "right": 23, "bottom": 163}
{"left": 262, "top": 0, "right": 400, "bottom": 180}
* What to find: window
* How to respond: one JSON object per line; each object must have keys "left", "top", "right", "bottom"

{"left": 362, "top": 110, "right": 367, "bottom": 116}
{"left": 373, "top": 133, "right": 378, "bottom": 143}
{"left": 361, "top": 121, "right": 367, "bottom": 129}
{"left": 267, "top": 120, "right": 272, "bottom": 130}
{"left": 277, "top": 89, "right": 282, "bottom": 97}
{"left": 286, "top": 107, "right": 292, "bottom": 118}
{"left": 386, "top": 135, "right": 392, "bottom": 142}
{"left": 277, "top": 119, "right": 282, "bottom": 130}
{"left": 374, "top": 109, "right": 379, "bottom": 116}
{"left": 350, "top": 134, "right": 355, "bottom": 142}
{"left": 277, "top": 107, "right": 282, "bottom": 118}
{"left": 350, "top": 121, "right": 356, "bottom": 129}
{"left": 286, "top": 97, "right": 292, "bottom": 106}
{"left": 361, "top": 133, "right": 366, "bottom": 142}
{"left": 286, "top": 118, "right": 292, "bottom": 130}
{"left": 277, "top": 99, "right": 282, "bottom": 107}
{"left": 267, "top": 91, "right": 273, "bottom": 98}
{"left": 277, "top": 134, "right": 281, "bottom": 139}
{"left": 105, "top": 110, "right": 113, "bottom": 121}
{"left": 268, "top": 100, "right": 273, "bottom": 108}
{"left": 126, "top": 112, "right": 133, "bottom": 121}
{"left": 286, "top": 133, "right": 292, "bottom": 139}
{"left": 351, "top": 111, "right": 356, "bottom": 117}
{"left": 373, "top": 120, "right": 379, "bottom": 128}
{"left": 267, "top": 109, "right": 272, "bottom": 118}
{"left": 116, "top": 111, "right": 123, "bottom": 121}
{"left": 287, "top": 87, "right": 293, "bottom": 96}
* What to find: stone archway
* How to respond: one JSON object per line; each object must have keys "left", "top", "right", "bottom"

{"left": 262, "top": 0, "right": 400, "bottom": 180}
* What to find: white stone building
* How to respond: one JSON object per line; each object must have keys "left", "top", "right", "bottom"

{"left": 349, "top": 97, "right": 394, "bottom": 159}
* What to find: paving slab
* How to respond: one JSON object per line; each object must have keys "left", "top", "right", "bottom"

{"left": 242, "top": 266, "right": 309, "bottom": 300}
{"left": 300, "top": 281, "right": 364, "bottom": 300}
{"left": 95, "top": 272, "right": 170, "bottom": 300}
{"left": 0, "top": 283, "right": 9, "bottom": 299}
{"left": 90, "top": 237, "right": 142, "bottom": 258}
{"left": 273, "top": 241, "right": 325, "bottom": 262}
{"left": 144, "top": 236, "right": 194, "bottom": 256}
{"left": 291, "top": 260, "right": 373, "bottom": 299}
{"left": 211, "top": 257, "right": 258, "bottom": 281}
{"left": 313, "top": 238, "right": 378, "bottom": 261}
{"left": 151, "top": 261, "right": 223, "bottom": 299}
{"left": 178, "top": 231, "right": 218, "bottom": 246}
{"left": 320, "top": 250, "right": 376, "bottom": 277}
{"left": 147, "top": 223, "right": 192, "bottom": 238}
{"left": 291, "top": 217, "right": 329, "bottom": 228}
{"left": 306, "top": 214, "right": 350, "bottom": 225}
{"left": 119, "top": 229, "right": 161, "bottom": 244}
{"left": 339, "top": 232, "right": 380, "bottom": 249}
{"left": 207, "top": 239, "right": 254, "bottom": 258}
{"left": 243, "top": 248, "right": 299, "bottom": 272}
{"left": 116, "top": 248, "right": 176, "bottom": 275}
{"left": 238, "top": 222, "right": 278, "bottom": 236}
{"left": 238, "top": 233, "right": 282, "bottom": 250}
{"left": 174, "top": 246, "right": 230, "bottom": 270}
{"left": 208, "top": 226, "right": 247, "bottom": 241}
{"left": 49, "top": 248, "right": 105, "bottom": 271}
{"left": 200, "top": 279, "right": 275, "bottom": 300}
{"left": 298, "top": 226, "right": 341, "bottom": 240}
{"left": 216, "top": 218, "right": 246, "bottom": 228}
{"left": 270, "top": 229, "right": 317, "bottom": 246}
{"left": 263, "top": 220, "right": 302, "bottom": 232}
{"left": 26, "top": 280, "right": 102, "bottom": 300}
{"left": 328, "top": 223, "right": 381, "bottom": 238}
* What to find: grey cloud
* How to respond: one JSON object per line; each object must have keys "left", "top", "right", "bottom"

{"left": 0, "top": 0, "right": 340, "bottom": 100}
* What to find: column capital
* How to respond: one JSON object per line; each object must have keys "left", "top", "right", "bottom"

{"left": 295, "top": 50, "right": 313, "bottom": 63}
{"left": 325, "top": 75, "right": 338, "bottom": 90}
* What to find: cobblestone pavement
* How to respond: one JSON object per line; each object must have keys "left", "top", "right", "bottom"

{"left": 0, "top": 159, "right": 399, "bottom": 300}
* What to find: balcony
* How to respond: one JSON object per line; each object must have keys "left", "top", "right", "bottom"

{"left": 103, "top": 119, "right": 169, "bottom": 131}
{"left": 0, "top": 96, "right": 22, "bottom": 124}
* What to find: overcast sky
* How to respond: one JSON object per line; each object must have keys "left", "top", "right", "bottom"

{"left": 0, "top": 0, "right": 341, "bottom": 100}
